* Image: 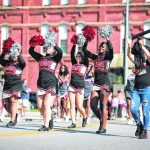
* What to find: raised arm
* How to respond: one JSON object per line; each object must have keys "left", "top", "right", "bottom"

{"left": 106, "top": 38, "right": 114, "bottom": 61}
{"left": 53, "top": 46, "right": 63, "bottom": 63}
{"left": 142, "top": 45, "right": 150, "bottom": 63}
{"left": 0, "top": 53, "right": 9, "bottom": 67}
{"left": 82, "top": 42, "right": 89, "bottom": 67}
{"left": 70, "top": 45, "right": 77, "bottom": 65}
{"left": 18, "top": 55, "right": 26, "bottom": 70}
{"left": 29, "top": 46, "right": 42, "bottom": 62}
{"left": 82, "top": 41, "right": 97, "bottom": 60}
{"left": 127, "top": 37, "right": 134, "bottom": 63}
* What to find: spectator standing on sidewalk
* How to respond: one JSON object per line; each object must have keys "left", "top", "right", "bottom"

{"left": 56, "top": 64, "right": 70, "bottom": 122}
{"left": 21, "top": 79, "right": 31, "bottom": 117}
{"left": 124, "top": 68, "right": 135, "bottom": 125}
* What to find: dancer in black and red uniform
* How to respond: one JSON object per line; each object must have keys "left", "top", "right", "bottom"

{"left": 29, "top": 33, "right": 62, "bottom": 131}
{"left": 68, "top": 43, "right": 89, "bottom": 128}
{"left": 0, "top": 37, "right": 26, "bottom": 127}
{"left": 83, "top": 37, "right": 113, "bottom": 134}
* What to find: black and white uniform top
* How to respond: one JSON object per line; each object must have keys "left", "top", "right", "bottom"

{"left": 83, "top": 40, "right": 113, "bottom": 91}
{"left": 69, "top": 45, "right": 89, "bottom": 91}
{"left": 134, "top": 59, "right": 150, "bottom": 89}
{"left": 0, "top": 53, "right": 26, "bottom": 99}
{"left": 29, "top": 46, "right": 62, "bottom": 94}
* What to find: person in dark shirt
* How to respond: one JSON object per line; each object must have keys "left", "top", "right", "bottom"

{"left": 29, "top": 32, "right": 62, "bottom": 131}
{"left": 127, "top": 37, "right": 150, "bottom": 139}
{"left": 83, "top": 37, "right": 113, "bottom": 134}
{"left": 0, "top": 38, "right": 26, "bottom": 127}
{"left": 68, "top": 43, "right": 89, "bottom": 128}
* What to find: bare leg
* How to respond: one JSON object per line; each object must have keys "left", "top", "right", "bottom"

{"left": 76, "top": 92, "right": 86, "bottom": 118}
{"left": 10, "top": 96, "right": 18, "bottom": 122}
{"left": 69, "top": 92, "right": 76, "bottom": 123}
{"left": 42, "top": 94, "right": 51, "bottom": 127}
{"left": 56, "top": 96, "right": 61, "bottom": 118}
{"left": 100, "top": 90, "right": 110, "bottom": 129}
{"left": 90, "top": 91, "right": 101, "bottom": 120}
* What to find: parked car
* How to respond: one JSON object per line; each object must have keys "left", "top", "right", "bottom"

{"left": 29, "top": 92, "right": 37, "bottom": 109}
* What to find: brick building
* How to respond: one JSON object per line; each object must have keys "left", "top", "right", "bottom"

{"left": 0, "top": 0, "right": 150, "bottom": 91}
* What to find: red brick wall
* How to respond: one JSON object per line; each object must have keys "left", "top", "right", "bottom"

{"left": 0, "top": 0, "right": 150, "bottom": 90}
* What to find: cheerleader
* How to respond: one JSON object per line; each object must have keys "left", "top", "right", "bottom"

{"left": 68, "top": 43, "right": 89, "bottom": 128}
{"left": 0, "top": 37, "right": 26, "bottom": 127}
{"left": 83, "top": 37, "right": 114, "bottom": 134}
{"left": 29, "top": 32, "right": 62, "bottom": 131}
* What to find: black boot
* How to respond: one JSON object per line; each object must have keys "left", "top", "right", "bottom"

{"left": 6, "top": 121, "right": 16, "bottom": 128}
{"left": 96, "top": 128, "right": 106, "bottom": 134}
{"left": 38, "top": 125, "right": 49, "bottom": 131}
{"left": 135, "top": 124, "right": 143, "bottom": 137}
{"left": 49, "top": 116, "right": 53, "bottom": 129}
{"left": 139, "top": 129, "right": 148, "bottom": 139}
{"left": 14, "top": 113, "right": 18, "bottom": 125}
{"left": 82, "top": 118, "right": 87, "bottom": 127}
{"left": 68, "top": 123, "right": 76, "bottom": 128}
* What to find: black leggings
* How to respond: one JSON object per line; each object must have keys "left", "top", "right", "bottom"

{"left": 90, "top": 90, "right": 109, "bottom": 120}
{"left": 90, "top": 91, "right": 102, "bottom": 120}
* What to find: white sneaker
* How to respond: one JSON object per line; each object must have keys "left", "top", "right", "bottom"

{"left": 87, "top": 118, "right": 90, "bottom": 124}
{"left": 0, "top": 117, "right": 3, "bottom": 122}
{"left": 127, "top": 119, "right": 134, "bottom": 125}
{"left": 65, "top": 116, "right": 69, "bottom": 122}
{"left": 55, "top": 118, "right": 61, "bottom": 122}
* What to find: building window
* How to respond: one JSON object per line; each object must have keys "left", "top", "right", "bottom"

{"left": 42, "top": 0, "right": 50, "bottom": 6}
{"left": 59, "top": 24, "right": 68, "bottom": 54}
{"left": 1, "top": 26, "right": 9, "bottom": 53}
{"left": 144, "top": 23, "right": 150, "bottom": 46}
{"left": 61, "top": 0, "right": 69, "bottom": 5}
{"left": 122, "top": 0, "right": 131, "bottom": 3}
{"left": 41, "top": 24, "right": 49, "bottom": 54}
{"left": 76, "top": 23, "right": 85, "bottom": 34}
{"left": 120, "top": 24, "right": 125, "bottom": 53}
{"left": 3, "top": 0, "right": 10, "bottom": 6}
{"left": 78, "top": 0, "right": 86, "bottom": 5}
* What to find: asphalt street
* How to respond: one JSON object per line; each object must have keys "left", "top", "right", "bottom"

{"left": 0, "top": 112, "right": 150, "bottom": 150}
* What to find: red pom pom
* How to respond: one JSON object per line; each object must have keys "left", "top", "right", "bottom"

{"left": 71, "top": 34, "right": 78, "bottom": 45}
{"left": 29, "top": 35, "right": 45, "bottom": 47}
{"left": 82, "top": 25, "right": 95, "bottom": 41}
{"left": 2, "top": 37, "right": 14, "bottom": 54}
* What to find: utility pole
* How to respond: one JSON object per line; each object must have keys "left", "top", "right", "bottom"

{"left": 124, "top": 0, "right": 130, "bottom": 86}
